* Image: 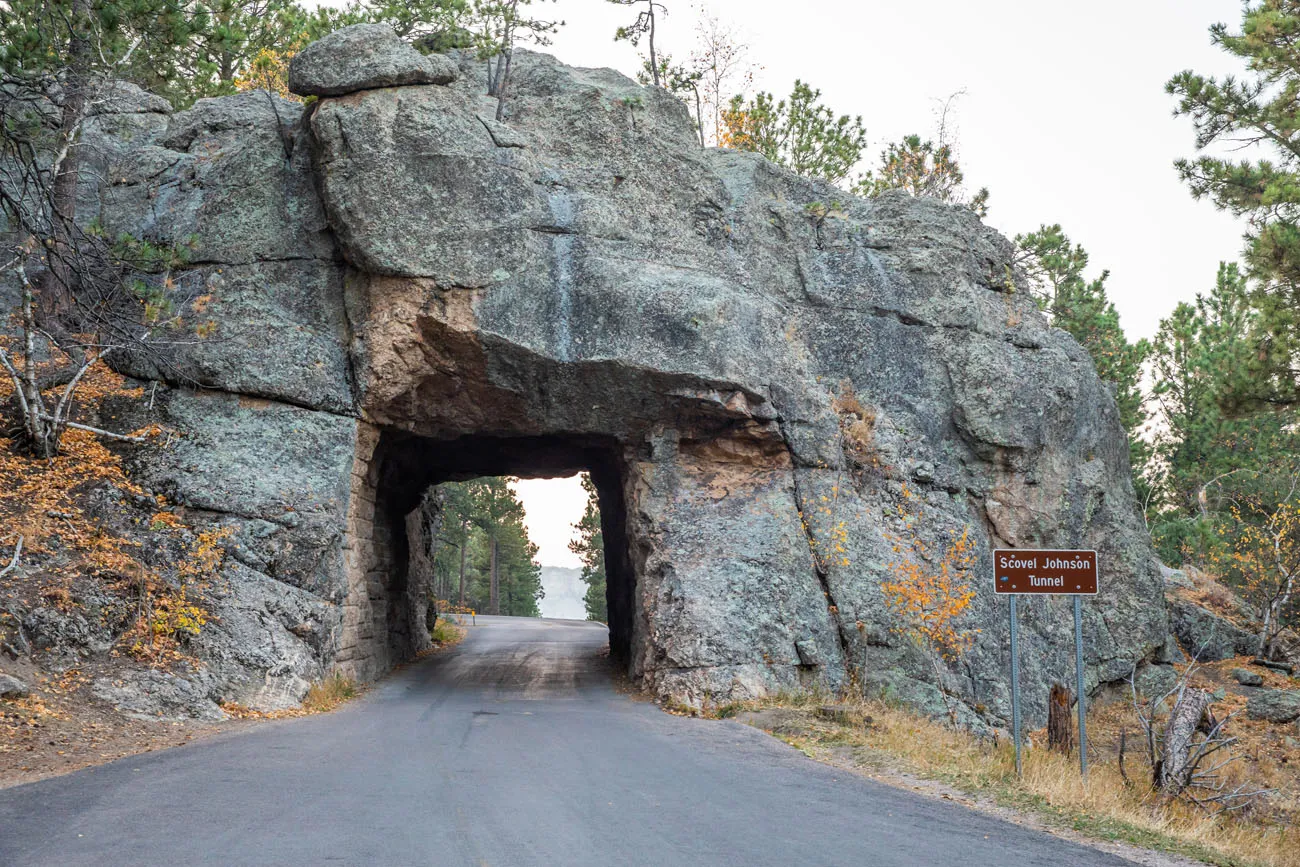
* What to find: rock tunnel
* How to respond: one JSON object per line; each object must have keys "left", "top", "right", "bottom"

{"left": 370, "top": 432, "right": 635, "bottom": 661}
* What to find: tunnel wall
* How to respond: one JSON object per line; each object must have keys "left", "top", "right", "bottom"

{"left": 336, "top": 422, "right": 432, "bottom": 682}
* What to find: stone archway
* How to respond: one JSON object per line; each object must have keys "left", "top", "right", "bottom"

{"left": 83, "top": 26, "right": 1168, "bottom": 721}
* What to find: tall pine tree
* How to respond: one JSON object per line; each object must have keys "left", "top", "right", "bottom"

{"left": 1167, "top": 0, "right": 1300, "bottom": 409}
{"left": 1015, "top": 225, "right": 1151, "bottom": 481}
{"left": 568, "top": 475, "right": 607, "bottom": 622}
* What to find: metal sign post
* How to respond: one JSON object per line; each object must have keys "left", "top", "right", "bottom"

{"left": 1009, "top": 594, "right": 1022, "bottom": 777}
{"left": 1073, "top": 594, "right": 1088, "bottom": 779}
{"left": 994, "top": 549, "right": 1099, "bottom": 781}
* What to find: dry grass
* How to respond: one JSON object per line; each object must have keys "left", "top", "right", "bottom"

{"left": 431, "top": 618, "right": 465, "bottom": 646}
{"left": 301, "top": 672, "right": 358, "bottom": 713}
{"left": 221, "top": 672, "right": 362, "bottom": 720}
{"left": 831, "top": 380, "right": 879, "bottom": 468}
{"left": 716, "top": 687, "right": 1298, "bottom": 867}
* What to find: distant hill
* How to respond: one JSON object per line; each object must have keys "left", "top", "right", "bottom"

{"left": 538, "top": 567, "right": 588, "bottom": 621}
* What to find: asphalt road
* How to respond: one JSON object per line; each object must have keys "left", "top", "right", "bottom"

{"left": 0, "top": 616, "right": 1134, "bottom": 866}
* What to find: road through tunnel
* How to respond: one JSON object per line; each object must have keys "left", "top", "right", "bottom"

{"left": 340, "top": 431, "right": 635, "bottom": 681}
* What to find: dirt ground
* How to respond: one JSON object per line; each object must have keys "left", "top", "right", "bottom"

{"left": 0, "top": 656, "right": 241, "bottom": 791}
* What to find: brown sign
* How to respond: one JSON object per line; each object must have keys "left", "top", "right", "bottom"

{"left": 993, "top": 549, "right": 1098, "bottom": 595}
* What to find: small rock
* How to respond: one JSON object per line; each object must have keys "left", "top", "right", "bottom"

{"left": 910, "top": 461, "right": 935, "bottom": 484}
{"left": 0, "top": 673, "right": 29, "bottom": 698}
{"left": 1232, "top": 668, "right": 1264, "bottom": 687}
{"left": 793, "top": 638, "right": 822, "bottom": 668}
{"left": 1246, "top": 690, "right": 1300, "bottom": 724}
{"left": 1253, "top": 657, "right": 1296, "bottom": 675}
{"left": 734, "top": 708, "right": 808, "bottom": 736}
{"left": 288, "top": 24, "right": 458, "bottom": 97}
{"left": 1159, "top": 563, "right": 1194, "bottom": 590}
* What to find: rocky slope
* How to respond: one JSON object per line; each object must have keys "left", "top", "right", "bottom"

{"left": 2, "top": 24, "right": 1171, "bottom": 725}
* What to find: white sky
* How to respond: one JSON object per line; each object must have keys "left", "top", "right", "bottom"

{"left": 511, "top": 475, "right": 587, "bottom": 567}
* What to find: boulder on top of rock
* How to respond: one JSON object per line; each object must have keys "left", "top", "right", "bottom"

{"left": 288, "top": 24, "right": 457, "bottom": 97}
{"left": 1246, "top": 689, "right": 1300, "bottom": 723}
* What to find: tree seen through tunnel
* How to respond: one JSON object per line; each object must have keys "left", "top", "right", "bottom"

{"left": 404, "top": 466, "right": 610, "bottom": 627}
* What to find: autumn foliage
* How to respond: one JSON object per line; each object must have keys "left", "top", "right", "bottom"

{"left": 882, "top": 487, "right": 979, "bottom": 721}
{"left": 0, "top": 349, "right": 221, "bottom": 666}
{"left": 1220, "top": 481, "right": 1300, "bottom": 659}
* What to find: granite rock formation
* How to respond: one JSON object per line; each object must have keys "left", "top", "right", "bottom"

{"left": 7, "top": 26, "right": 1169, "bottom": 723}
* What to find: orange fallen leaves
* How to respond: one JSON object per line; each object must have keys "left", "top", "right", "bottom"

{"left": 0, "top": 352, "right": 221, "bottom": 668}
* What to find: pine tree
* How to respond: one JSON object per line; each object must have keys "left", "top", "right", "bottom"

{"left": 721, "top": 81, "right": 867, "bottom": 187}
{"left": 1015, "top": 225, "right": 1151, "bottom": 481}
{"left": 568, "top": 475, "right": 606, "bottom": 622}
{"left": 608, "top": 0, "right": 666, "bottom": 87}
{"left": 1167, "top": 0, "right": 1300, "bottom": 409}
{"left": 854, "top": 134, "right": 989, "bottom": 216}
{"left": 1147, "top": 263, "right": 1298, "bottom": 563}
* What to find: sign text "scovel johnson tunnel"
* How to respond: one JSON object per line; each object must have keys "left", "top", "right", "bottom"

{"left": 993, "top": 549, "right": 1099, "bottom": 595}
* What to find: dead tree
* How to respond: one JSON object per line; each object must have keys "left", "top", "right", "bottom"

{"left": 0, "top": 36, "right": 196, "bottom": 457}
{"left": 1130, "top": 664, "right": 1273, "bottom": 814}
{"left": 1047, "top": 683, "right": 1073, "bottom": 754}
{"left": 1159, "top": 686, "right": 1211, "bottom": 794}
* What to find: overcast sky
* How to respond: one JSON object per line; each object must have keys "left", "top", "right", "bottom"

{"left": 512, "top": 476, "right": 586, "bottom": 568}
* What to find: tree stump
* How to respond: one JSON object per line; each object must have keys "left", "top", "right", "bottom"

{"left": 1047, "top": 683, "right": 1073, "bottom": 754}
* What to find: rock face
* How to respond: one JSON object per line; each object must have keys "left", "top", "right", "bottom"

{"left": 1168, "top": 597, "right": 1258, "bottom": 662}
{"left": 26, "top": 26, "right": 1168, "bottom": 725}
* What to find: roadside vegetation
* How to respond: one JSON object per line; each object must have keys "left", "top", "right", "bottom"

{"left": 692, "top": 675, "right": 1298, "bottom": 867}
{"left": 569, "top": 475, "right": 607, "bottom": 623}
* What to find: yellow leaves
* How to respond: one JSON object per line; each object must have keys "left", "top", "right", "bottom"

{"left": 882, "top": 500, "right": 978, "bottom": 662}
{"left": 178, "top": 527, "right": 235, "bottom": 582}
{"left": 148, "top": 588, "right": 206, "bottom": 640}
{"left": 234, "top": 42, "right": 310, "bottom": 101}
{"left": 150, "top": 511, "right": 183, "bottom": 531}
{"left": 125, "top": 424, "right": 165, "bottom": 442}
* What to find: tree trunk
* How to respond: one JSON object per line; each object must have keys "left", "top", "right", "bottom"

{"left": 693, "top": 87, "right": 705, "bottom": 147}
{"left": 489, "top": 535, "right": 500, "bottom": 615}
{"left": 43, "top": 0, "right": 93, "bottom": 321}
{"left": 457, "top": 518, "right": 468, "bottom": 607}
{"left": 19, "top": 266, "right": 51, "bottom": 457}
{"left": 493, "top": 48, "right": 514, "bottom": 121}
{"left": 648, "top": 7, "right": 659, "bottom": 87}
{"left": 1160, "top": 687, "right": 1211, "bottom": 795}
{"left": 1047, "top": 683, "right": 1073, "bottom": 754}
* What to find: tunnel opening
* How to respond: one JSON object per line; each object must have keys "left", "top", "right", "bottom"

{"left": 346, "top": 431, "right": 636, "bottom": 679}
